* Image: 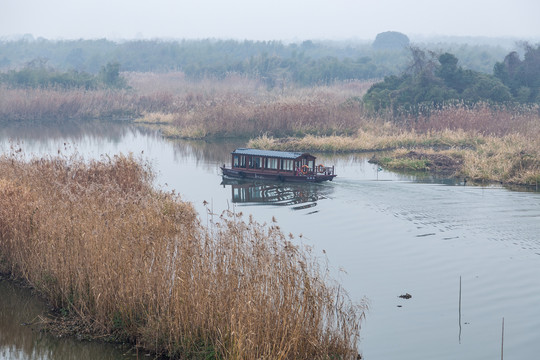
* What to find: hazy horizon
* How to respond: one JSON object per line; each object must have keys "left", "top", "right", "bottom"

{"left": 2, "top": 0, "right": 540, "bottom": 43}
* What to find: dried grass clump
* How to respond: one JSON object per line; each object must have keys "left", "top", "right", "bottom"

{"left": 249, "top": 128, "right": 485, "bottom": 153}
{"left": 410, "top": 103, "right": 540, "bottom": 138}
{"left": 0, "top": 86, "right": 143, "bottom": 121}
{"left": 0, "top": 149, "right": 365, "bottom": 359}
{"left": 125, "top": 73, "right": 373, "bottom": 139}
{"left": 373, "top": 148, "right": 465, "bottom": 174}
{"left": 134, "top": 111, "right": 176, "bottom": 124}
{"left": 459, "top": 134, "right": 540, "bottom": 185}
{"left": 162, "top": 90, "right": 365, "bottom": 139}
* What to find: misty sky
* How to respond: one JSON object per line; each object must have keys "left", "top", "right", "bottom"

{"left": 2, "top": 0, "right": 539, "bottom": 41}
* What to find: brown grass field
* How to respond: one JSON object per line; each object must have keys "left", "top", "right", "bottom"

{"left": 0, "top": 72, "right": 538, "bottom": 184}
{"left": 0, "top": 149, "right": 365, "bottom": 359}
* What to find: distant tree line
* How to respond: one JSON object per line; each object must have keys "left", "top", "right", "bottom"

{"left": 494, "top": 43, "right": 540, "bottom": 103}
{"left": 363, "top": 43, "right": 540, "bottom": 113}
{"left": 0, "top": 59, "right": 126, "bottom": 89}
{"left": 0, "top": 36, "right": 510, "bottom": 86}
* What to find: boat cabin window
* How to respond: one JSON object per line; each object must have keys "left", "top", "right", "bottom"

{"left": 308, "top": 160, "right": 314, "bottom": 169}
{"left": 250, "top": 156, "right": 262, "bottom": 169}
{"left": 233, "top": 155, "right": 246, "bottom": 168}
{"left": 282, "top": 159, "right": 293, "bottom": 171}
{"left": 267, "top": 158, "right": 278, "bottom": 170}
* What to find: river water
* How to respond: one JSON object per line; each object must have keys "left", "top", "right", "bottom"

{"left": 1, "top": 121, "right": 539, "bottom": 360}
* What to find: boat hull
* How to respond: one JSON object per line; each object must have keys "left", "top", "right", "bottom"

{"left": 221, "top": 167, "right": 336, "bottom": 183}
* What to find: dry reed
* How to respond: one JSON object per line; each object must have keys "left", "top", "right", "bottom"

{"left": 0, "top": 148, "right": 365, "bottom": 359}
{"left": 134, "top": 111, "right": 176, "bottom": 124}
{"left": 126, "top": 73, "right": 372, "bottom": 139}
{"left": 3, "top": 72, "right": 538, "bottom": 185}
{"left": 0, "top": 74, "right": 372, "bottom": 139}
{"left": 250, "top": 129, "right": 539, "bottom": 185}
{"left": 459, "top": 134, "right": 540, "bottom": 184}
{"left": 248, "top": 128, "right": 485, "bottom": 153}
{"left": 0, "top": 86, "right": 143, "bottom": 121}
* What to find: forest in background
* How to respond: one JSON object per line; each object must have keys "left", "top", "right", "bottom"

{"left": 364, "top": 44, "right": 540, "bottom": 112}
{"left": 0, "top": 33, "right": 514, "bottom": 86}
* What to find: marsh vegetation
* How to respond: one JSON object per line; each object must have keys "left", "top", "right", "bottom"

{"left": 1, "top": 35, "right": 539, "bottom": 359}
{"left": 0, "top": 149, "right": 365, "bottom": 359}
{"left": 1, "top": 69, "right": 539, "bottom": 186}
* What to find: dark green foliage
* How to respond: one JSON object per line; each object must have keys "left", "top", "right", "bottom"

{"left": 437, "top": 53, "right": 468, "bottom": 91}
{"left": 364, "top": 48, "right": 518, "bottom": 114}
{"left": 98, "top": 62, "right": 126, "bottom": 88}
{"left": 461, "top": 73, "right": 511, "bottom": 102}
{"left": 494, "top": 43, "right": 540, "bottom": 103}
{"left": 0, "top": 59, "right": 127, "bottom": 89}
{"left": 0, "top": 60, "right": 98, "bottom": 89}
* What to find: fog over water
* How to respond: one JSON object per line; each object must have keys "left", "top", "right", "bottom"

{"left": 2, "top": 0, "right": 540, "bottom": 41}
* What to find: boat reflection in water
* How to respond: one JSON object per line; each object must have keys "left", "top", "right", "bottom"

{"left": 221, "top": 178, "right": 333, "bottom": 211}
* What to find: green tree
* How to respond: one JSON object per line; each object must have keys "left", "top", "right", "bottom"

{"left": 494, "top": 43, "right": 540, "bottom": 103}
{"left": 99, "top": 61, "right": 126, "bottom": 88}
{"left": 0, "top": 58, "right": 98, "bottom": 89}
{"left": 462, "top": 73, "right": 511, "bottom": 102}
{"left": 364, "top": 48, "right": 514, "bottom": 114}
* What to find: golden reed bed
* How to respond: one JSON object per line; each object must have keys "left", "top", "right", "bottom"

{"left": 0, "top": 149, "right": 365, "bottom": 359}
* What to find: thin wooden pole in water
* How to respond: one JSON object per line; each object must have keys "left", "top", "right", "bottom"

{"left": 501, "top": 317, "right": 505, "bottom": 360}
{"left": 459, "top": 276, "right": 462, "bottom": 343}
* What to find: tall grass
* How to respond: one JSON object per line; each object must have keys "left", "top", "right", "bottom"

{"left": 0, "top": 149, "right": 365, "bottom": 359}
{"left": 2, "top": 72, "right": 538, "bottom": 185}
{"left": 249, "top": 128, "right": 486, "bottom": 152}
{"left": 409, "top": 103, "right": 540, "bottom": 137}
{"left": 249, "top": 104, "right": 540, "bottom": 185}
{"left": 149, "top": 88, "right": 367, "bottom": 139}
{"left": 0, "top": 74, "right": 372, "bottom": 139}
{"left": 0, "top": 86, "right": 141, "bottom": 121}
{"left": 459, "top": 134, "right": 540, "bottom": 184}
{"left": 127, "top": 73, "right": 373, "bottom": 139}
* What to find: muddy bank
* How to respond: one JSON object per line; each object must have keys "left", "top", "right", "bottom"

{"left": 369, "top": 151, "right": 463, "bottom": 175}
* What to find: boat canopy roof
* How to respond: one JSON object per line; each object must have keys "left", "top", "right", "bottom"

{"left": 232, "top": 148, "right": 312, "bottom": 160}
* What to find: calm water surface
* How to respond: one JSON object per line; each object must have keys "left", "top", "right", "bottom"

{"left": 1, "top": 121, "right": 539, "bottom": 360}
{"left": 0, "top": 278, "right": 131, "bottom": 359}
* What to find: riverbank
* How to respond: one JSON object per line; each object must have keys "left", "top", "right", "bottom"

{"left": 0, "top": 150, "right": 365, "bottom": 359}
{"left": 247, "top": 125, "right": 540, "bottom": 187}
{"left": 129, "top": 74, "right": 540, "bottom": 186}
{"left": 1, "top": 74, "right": 538, "bottom": 186}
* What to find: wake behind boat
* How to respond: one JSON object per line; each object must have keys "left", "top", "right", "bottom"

{"left": 220, "top": 148, "right": 336, "bottom": 183}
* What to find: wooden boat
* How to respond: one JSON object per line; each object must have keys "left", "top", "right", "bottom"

{"left": 220, "top": 148, "right": 336, "bottom": 182}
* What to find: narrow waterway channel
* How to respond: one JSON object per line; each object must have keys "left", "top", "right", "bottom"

{"left": 1, "top": 121, "right": 539, "bottom": 360}
{"left": 0, "top": 277, "right": 131, "bottom": 359}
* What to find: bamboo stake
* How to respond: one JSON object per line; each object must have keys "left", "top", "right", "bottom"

{"left": 501, "top": 317, "right": 505, "bottom": 360}
{"left": 458, "top": 276, "right": 462, "bottom": 343}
